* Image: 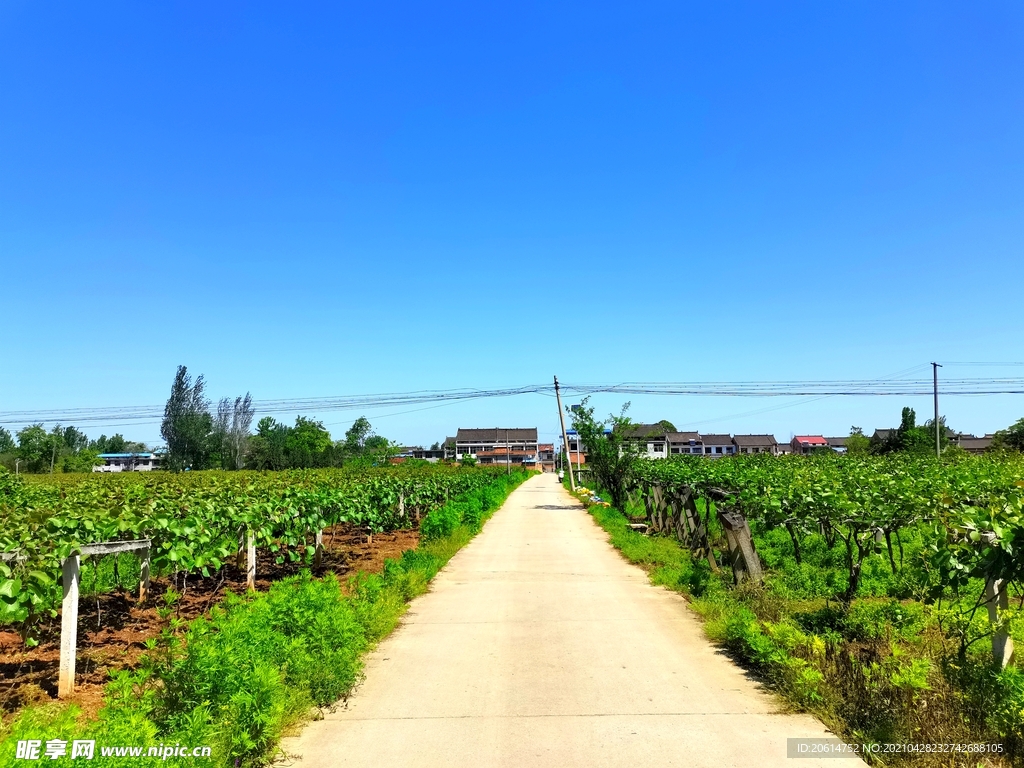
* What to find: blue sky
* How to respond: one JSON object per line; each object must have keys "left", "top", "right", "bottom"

{"left": 1, "top": 1, "right": 1022, "bottom": 448}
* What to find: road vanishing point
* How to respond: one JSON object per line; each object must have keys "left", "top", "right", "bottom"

{"left": 281, "top": 473, "right": 864, "bottom": 768}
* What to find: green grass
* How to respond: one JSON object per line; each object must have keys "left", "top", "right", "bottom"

{"left": 0, "top": 471, "right": 531, "bottom": 768}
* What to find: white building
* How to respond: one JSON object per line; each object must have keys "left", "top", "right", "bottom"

{"left": 453, "top": 428, "right": 538, "bottom": 465}
{"left": 93, "top": 452, "right": 163, "bottom": 472}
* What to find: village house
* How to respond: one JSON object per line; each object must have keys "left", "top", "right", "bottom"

{"left": 453, "top": 428, "right": 538, "bottom": 466}
{"left": 615, "top": 423, "right": 672, "bottom": 459}
{"left": 93, "top": 452, "right": 163, "bottom": 472}
{"left": 825, "top": 437, "right": 848, "bottom": 453}
{"left": 791, "top": 435, "right": 829, "bottom": 455}
{"left": 668, "top": 432, "right": 702, "bottom": 455}
{"left": 952, "top": 434, "right": 995, "bottom": 454}
{"left": 732, "top": 434, "right": 779, "bottom": 455}
{"left": 701, "top": 434, "right": 736, "bottom": 457}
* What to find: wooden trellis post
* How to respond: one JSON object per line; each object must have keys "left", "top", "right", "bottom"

{"left": 985, "top": 576, "right": 1014, "bottom": 669}
{"left": 236, "top": 530, "right": 245, "bottom": 571}
{"left": 677, "top": 489, "right": 720, "bottom": 573}
{"left": 646, "top": 485, "right": 668, "bottom": 533}
{"left": 138, "top": 544, "right": 151, "bottom": 602}
{"left": 314, "top": 529, "right": 324, "bottom": 569}
{"left": 59, "top": 539, "right": 151, "bottom": 698}
{"left": 246, "top": 531, "right": 256, "bottom": 590}
{"left": 717, "top": 510, "right": 763, "bottom": 584}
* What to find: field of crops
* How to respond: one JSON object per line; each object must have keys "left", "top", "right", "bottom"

{"left": 0, "top": 464, "right": 507, "bottom": 640}
{"left": 582, "top": 452, "right": 1024, "bottom": 763}
{"left": 1, "top": 463, "right": 530, "bottom": 765}
{"left": 634, "top": 452, "right": 1024, "bottom": 611}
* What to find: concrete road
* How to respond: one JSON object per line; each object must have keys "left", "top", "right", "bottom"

{"left": 280, "top": 473, "right": 864, "bottom": 767}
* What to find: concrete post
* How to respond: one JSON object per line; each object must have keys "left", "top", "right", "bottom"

{"left": 58, "top": 555, "right": 80, "bottom": 698}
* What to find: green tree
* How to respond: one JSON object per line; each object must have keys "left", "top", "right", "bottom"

{"left": 60, "top": 450, "right": 103, "bottom": 473}
{"left": 568, "top": 397, "right": 644, "bottom": 509}
{"left": 365, "top": 435, "right": 401, "bottom": 465}
{"left": 0, "top": 427, "right": 14, "bottom": 454}
{"left": 248, "top": 417, "right": 289, "bottom": 470}
{"left": 286, "top": 416, "right": 333, "bottom": 467}
{"left": 343, "top": 417, "right": 373, "bottom": 456}
{"left": 16, "top": 424, "right": 49, "bottom": 472}
{"left": 993, "top": 418, "right": 1024, "bottom": 452}
{"left": 60, "top": 426, "right": 89, "bottom": 453}
{"left": 871, "top": 407, "right": 949, "bottom": 455}
{"left": 846, "top": 427, "right": 871, "bottom": 456}
{"left": 90, "top": 434, "right": 134, "bottom": 454}
{"left": 160, "top": 365, "right": 214, "bottom": 471}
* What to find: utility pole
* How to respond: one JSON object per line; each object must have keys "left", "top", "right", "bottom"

{"left": 933, "top": 362, "right": 942, "bottom": 459}
{"left": 505, "top": 428, "right": 510, "bottom": 475}
{"left": 554, "top": 376, "right": 576, "bottom": 491}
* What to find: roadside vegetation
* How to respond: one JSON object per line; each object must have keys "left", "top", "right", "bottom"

{"left": 566, "top": 401, "right": 1024, "bottom": 767}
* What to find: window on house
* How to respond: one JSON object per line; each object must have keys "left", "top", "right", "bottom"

{"left": 715, "top": 447, "right": 723, "bottom": 454}
{"left": 671, "top": 447, "right": 680, "bottom": 454}
{"left": 653, "top": 443, "right": 664, "bottom": 452}
{"left": 705, "top": 447, "right": 712, "bottom": 454}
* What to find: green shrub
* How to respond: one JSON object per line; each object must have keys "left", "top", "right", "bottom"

{"left": 149, "top": 573, "right": 366, "bottom": 761}
{"left": 420, "top": 503, "right": 462, "bottom": 540}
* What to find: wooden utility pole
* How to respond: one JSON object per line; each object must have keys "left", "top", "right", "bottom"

{"left": 933, "top": 362, "right": 942, "bottom": 459}
{"left": 506, "top": 429, "right": 510, "bottom": 475}
{"left": 554, "top": 376, "right": 576, "bottom": 491}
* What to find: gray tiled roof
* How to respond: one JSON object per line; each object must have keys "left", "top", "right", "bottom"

{"left": 455, "top": 428, "right": 538, "bottom": 442}
{"left": 666, "top": 432, "right": 700, "bottom": 442}
{"left": 732, "top": 434, "right": 778, "bottom": 447}
{"left": 615, "top": 424, "right": 669, "bottom": 439}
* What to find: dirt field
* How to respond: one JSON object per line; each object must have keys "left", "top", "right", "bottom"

{"left": 0, "top": 523, "right": 420, "bottom": 719}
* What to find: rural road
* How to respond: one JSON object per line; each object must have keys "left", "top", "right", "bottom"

{"left": 281, "top": 473, "right": 864, "bottom": 767}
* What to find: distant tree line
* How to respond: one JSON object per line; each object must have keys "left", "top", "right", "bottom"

{"left": 843, "top": 406, "right": 1024, "bottom": 457}
{"left": 1, "top": 365, "right": 403, "bottom": 474}
{"left": 158, "top": 365, "right": 400, "bottom": 471}
{"left": 0, "top": 424, "right": 146, "bottom": 474}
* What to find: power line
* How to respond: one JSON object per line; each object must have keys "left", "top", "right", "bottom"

{"left": 2, "top": 376, "right": 1023, "bottom": 427}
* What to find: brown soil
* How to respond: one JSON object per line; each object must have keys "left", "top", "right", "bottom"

{"left": 0, "top": 523, "right": 419, "bottom": 720}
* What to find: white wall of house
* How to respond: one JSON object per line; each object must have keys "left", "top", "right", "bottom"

{"left": 93, "top": 457, "right": 161, "bottom": 472}
{"left": 455, "top": 441, "right": 538, "bottom": 460}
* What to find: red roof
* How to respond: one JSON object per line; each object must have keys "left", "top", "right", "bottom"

{"left": 794, "top": 436, "right": 828, "bottom": 444}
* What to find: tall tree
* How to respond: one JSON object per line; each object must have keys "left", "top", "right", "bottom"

{"left": 61, "top": 426, "right": 89, "bottom": 453}
{"left": 286, "top": 416, "right": 333, "bottom": 468}
{"left": 569, "top": 398, "right": 644, "bottom": 509}
{"left": 248, "top": 417, "right": 289, "bottom": 470}
{"left": 216, "top": 393, "right": 255, "bottom": 470}
{"left": 994, "top": 418, "right": 1024, "bottom": 452}
{"left": 343, "top": 417, "right": 373, "bottom": 455}
{"left": 846, "top": 427, "right": 871, "bottom": 455}
{"left": 161, "top": 365, "right": 213, "bottom": 471}
{"left": 0, "top": 427, "right": 14, "bottom": 454}
{"left": 16, "top": 424, "right": 49, "bottom": 472}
